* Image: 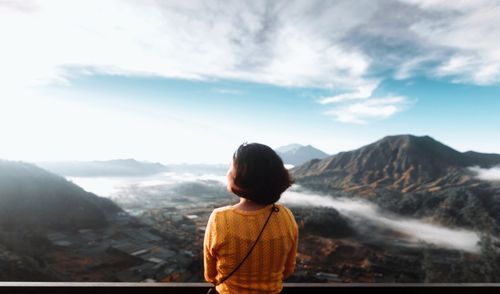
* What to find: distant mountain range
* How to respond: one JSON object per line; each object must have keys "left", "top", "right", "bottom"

{"left": 36, "top": 159, "right": 169, "bottom": 177}
{"left": 0, "top": 160, "right": 122, "bottom": 230}
{"left": 291, "top": 135, "right": 500, "bottom": 233}
{"left": 276, "top": 144, "right": 329, "bottom": 166}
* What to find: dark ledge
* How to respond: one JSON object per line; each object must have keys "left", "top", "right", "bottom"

{"left": 0, "top": 283, "right": 499, "bottom": 294}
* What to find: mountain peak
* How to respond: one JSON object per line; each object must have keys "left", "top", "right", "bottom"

{"left": 275, "top": 144, "right": 329, "bottom": 166}
{"left": 367, "top": 135, "right": 463, "bottom": 163}
{"left": 275, "top": 144, "right": 303, "bottom": 153}
{"left": 291, "top": 134, "right": 495, "bottom": 194}
{"left": 378, "top": 134, "right": 436, "bottom": 146}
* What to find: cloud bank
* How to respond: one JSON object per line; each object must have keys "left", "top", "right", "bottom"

{"left": 324, "top": 96, "right": 412, "bottom": 124}
{"left": 282, "top": 188, "right": 481, "bottom": 253}
{"left": 469, "top": 166, "right": 500, "bottom": 182}
{"left": 1, "top": 0, "right": 500, "bottom": 124}
{"left": 70, "top": 170, "right": 482, "bottom": 253}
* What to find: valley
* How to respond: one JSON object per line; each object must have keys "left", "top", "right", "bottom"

{"left": 1, "top": 135, "right": 499, "bottom": 282}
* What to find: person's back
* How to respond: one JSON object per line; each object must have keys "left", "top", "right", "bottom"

{"left": 204, "top": 203, "right": 298, "bottom": 293}
{"left": 204, "top": 143, "right": 298, "bottom": 294}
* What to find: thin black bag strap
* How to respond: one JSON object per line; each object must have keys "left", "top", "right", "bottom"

{"left": 216, "top": 204, "right": 280, "bottom": 286}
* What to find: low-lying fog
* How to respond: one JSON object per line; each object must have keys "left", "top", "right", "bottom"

{"left": 470, "top": 166, "right": 500, "bottom": 182}
{"left": 68, "top": 168, "right": 480, "bottom": 253}
{"left": 69, "top": 172, "right": 227, "bottom": 197}
{"left": 283, "top": 189, "right": 480, "bottom": 253}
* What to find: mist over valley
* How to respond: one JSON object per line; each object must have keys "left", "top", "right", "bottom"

{"left": 1, "top": 135, "right": 500, "bottom": 282}
{"left": 67, "top": 170, "right": 483, "bottom": 254}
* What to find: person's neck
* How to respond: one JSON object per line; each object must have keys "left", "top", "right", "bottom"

{"left": 233, "top": 198, "right": 268, "bottom": 211}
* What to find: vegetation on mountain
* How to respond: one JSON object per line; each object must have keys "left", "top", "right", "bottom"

{"left": 292, "top": 135, "right": 500, "bottom": 233}
{"left": 291, "top": 206, "right": 354, "bottom": 238}
{"left": 0, "top": 160, "right": 122, "bottom": 231}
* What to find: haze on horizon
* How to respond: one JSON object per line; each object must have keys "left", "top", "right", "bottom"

{"left": 1, "top": 0, "right": 499, "bottom": 164}
{"left": 66, "top": 170, "right": 482, "bottom": 254}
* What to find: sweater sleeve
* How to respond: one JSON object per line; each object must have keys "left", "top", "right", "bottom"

{"left": 283, "top": 209, "right": 299, "bottom": 279}
{"left": 204, "top": 210, "right": 218, "bottom": 283}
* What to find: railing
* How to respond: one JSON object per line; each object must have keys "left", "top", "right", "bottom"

{"left": 0, "top": 282, "right": 499, "bottom": 293}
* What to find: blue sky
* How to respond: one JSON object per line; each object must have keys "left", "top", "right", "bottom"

{"left": 0, "top": 0, "right": 499, "bottom": 163}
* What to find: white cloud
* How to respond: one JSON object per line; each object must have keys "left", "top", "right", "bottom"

{"left": 0, "top": 0, "right": 376, "bottom": 92}
{"left": 394, "top": 54, "right": 440, "bottom": 80}
{"left": 433, "top": 54, "right": 500, "bottom": 85}
{"left": 318, "top": 81, "right": 409, "bottom": 124}
{"left": 68, "top": 171, "right": 227, "bottom": 198}
{"left": 399, "top": 0, "right": 494, "bottom": 11}
{"left": 0, "top": 0, "right": 391, "bottom": 127}
{"left": 405, "top": 1, "right": 500, "bottom": 84}
{"left": 1, "top": 0, "right": 499, "bottom": 90}
{"left": 1, "top": 0, "right": 500, "bottom": 131}
{"left": 469, "top": 166, "right": 500, "bottom": 182}
{"left": 434, "top": 54, "right": 500, "bottom": 85}
{"left": 0, "top": 0, "right": 37, "bottom": 12}
{"left": 325, "top": 96, "right": 409, "bottom": 124}
{"left": 319, "top": 81, "right": 379, "bottom": 104}
{"left": 283, "top": 188, "right": 480, "bottom": 253}
{"left": 211, "top": 88, "right": 243, "bottom": 95}
{"left": 436, "top": 55, "right": 474, "bottom": 76}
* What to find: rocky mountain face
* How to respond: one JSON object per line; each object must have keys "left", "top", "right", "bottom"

{"left": 276, "top": 144, "right": 329, "bottom": 166}
{"left": 291, "top": 135, "right": 500, "bottom": 233}
{"left": 0, "top": 160, "right": 122, "bottom": 230}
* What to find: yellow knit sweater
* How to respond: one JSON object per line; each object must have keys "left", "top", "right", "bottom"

{"left": 204, "top": 203, "right": 298, "bottom": 294}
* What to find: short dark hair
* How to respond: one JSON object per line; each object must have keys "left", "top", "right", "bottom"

{"left": 230, "top": 143, "right": 294, "bottom": 205}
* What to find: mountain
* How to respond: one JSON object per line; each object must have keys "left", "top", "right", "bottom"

{"left": 291, "top": 135, "right": 500, "bottom": 232}
{"left": 463, "top": 151, "right": 500, "bottom": 168}
{"left": 276, "top": 144, "right": 329, "bottom": 166}
{"left": 292, "top": 134, "right": 500, "bottom": 194}
{"left": 276, "top": 144, "right": 303, "bottom": 153}
{"left": 36, "top": 159, "right": 169, "bottom": 177}
{"left": 0, "top": 160, "right": 122, "bottom": 230}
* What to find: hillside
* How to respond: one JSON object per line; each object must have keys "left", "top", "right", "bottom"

{"left": 0, "top": 160, "right": 122, "bottom": 230}
{"left": 292, "top": 135, "right": 500, "bottom": 194}
{"left": 291, "top": 135, "right": 500, "bottom": 233}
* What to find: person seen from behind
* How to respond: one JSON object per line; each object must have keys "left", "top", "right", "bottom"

{"left": 204, "top": 143, "right": 299, "bottom": 294}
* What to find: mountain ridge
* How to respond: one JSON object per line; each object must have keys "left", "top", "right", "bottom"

{"left": 291, "top": 134, "right": 500, "bottom": 233}
{"left": 292, "top": 134, "right": 500, "bottom": 194}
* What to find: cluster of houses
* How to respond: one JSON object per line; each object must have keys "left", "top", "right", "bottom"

{"left": 44, "top": 208, "right": 212, "bottom": 282}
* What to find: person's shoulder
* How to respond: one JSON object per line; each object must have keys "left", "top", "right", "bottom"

{"left": 207, "top": 205, "right": 233, "bottom": 224}
{"left": 275, "top": 203, "right": 296, "bottom": 218}
{"left": 275, "top": 203, "right": 292, "bottom": 212}
{"left": 275, "top": 204, "right": 298, "bottom": 231}
{"left": 211, "top": 205, "right": 234, "bottom": 215}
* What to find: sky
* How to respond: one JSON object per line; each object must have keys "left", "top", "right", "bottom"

{"left": 0, "top": 0, "right": 499, "bottom": 164}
